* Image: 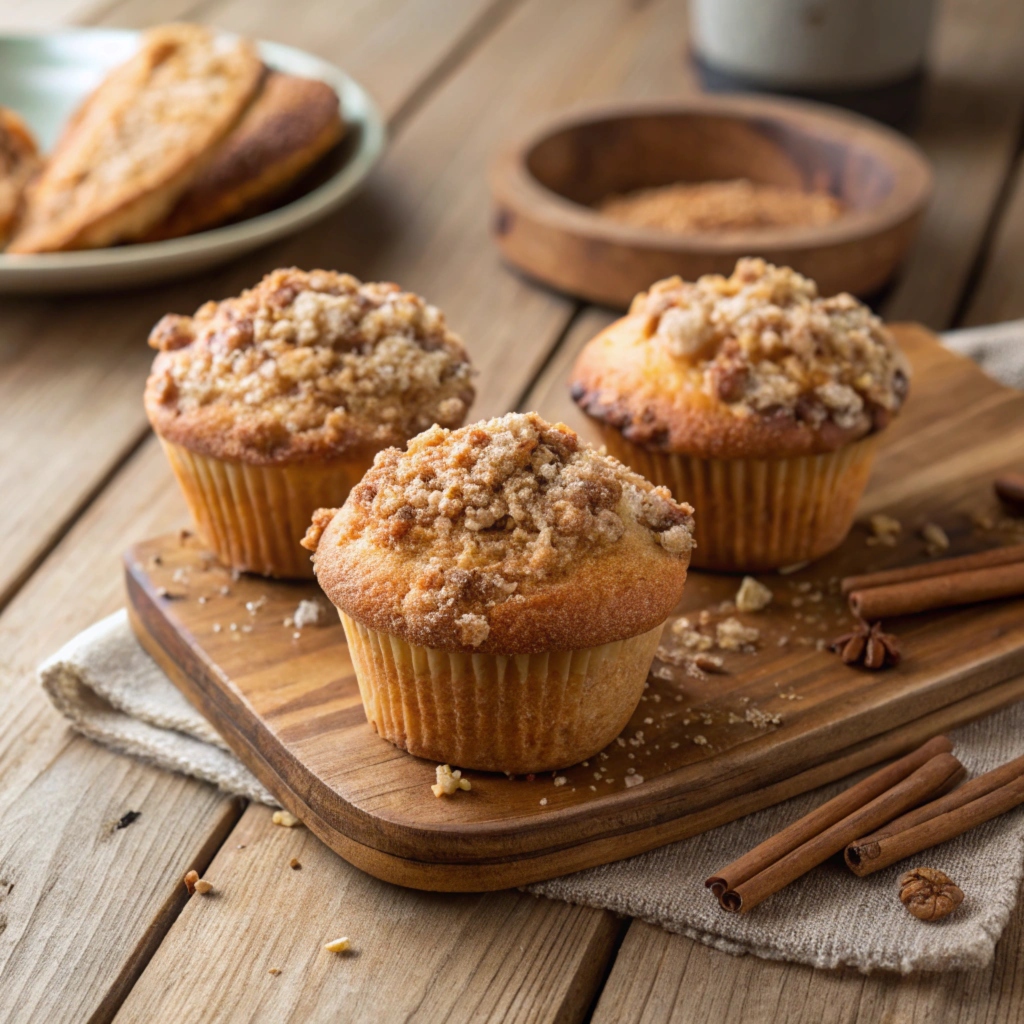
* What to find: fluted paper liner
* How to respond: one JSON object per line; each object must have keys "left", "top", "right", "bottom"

{"left": 160, "top": 440, "right": 373, "bottom": 579}
{"left": 340, "top": 612, "right": 663, "bottom": 773}
{"left": 598, "top": 426, "right": 882, "bottom": 572}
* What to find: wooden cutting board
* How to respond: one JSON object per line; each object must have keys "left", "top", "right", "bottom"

{"left": 125, "top": 325, "right": 1024, "bottom": 892}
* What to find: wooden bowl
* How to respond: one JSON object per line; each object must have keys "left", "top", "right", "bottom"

{"left": 489, "top": 95, "right": 932, "bottom": 307}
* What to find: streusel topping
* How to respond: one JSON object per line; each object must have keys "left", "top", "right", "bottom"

{"left": 308, "top": 412, "right": 693, "bottom": 646}
{"left": 146, "top": 268, "right": 474, "bottom": 462}
{"left": 634, "top": 258, "right": 908, "bottom": 429}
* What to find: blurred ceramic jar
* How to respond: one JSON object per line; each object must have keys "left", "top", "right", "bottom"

{"left": 688, "top": 0, "right": 935, "bottom": 128}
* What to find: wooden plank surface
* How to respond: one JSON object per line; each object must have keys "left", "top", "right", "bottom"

{"left": 114, "top": 803, "right": 623, "bottom": 1024}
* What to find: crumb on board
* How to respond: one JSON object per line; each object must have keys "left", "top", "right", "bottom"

{"left": 867, "top": 513, "right": 902, "bottom": 547}
{"left": 293, "top": 598, "right": 329, "bottom": 629}
{"left": 289, "top": 858, "right": 301, "bottom": 870}
{"left": 735, "top": 576, "right": 773, "bottom": 612}
{"left": 716, "top": 618, "right": 760, "bottom": 651}
{"left": 324, "top": 937, "right": 351, "bottom": 953}
{"left": 920, "top": 522, "right": 950, "bottom": 555}
{"left": 268, "top": 968, "right": 281, "bottom": 976}
{"left": 194, "top": 879, "right": 213, "bottom": 894}
{"left": 183, "top": 870, "right": 199, "bottom": 894}
{"left": 624, "top": 774, "right": 644, "bottom": 788}
{"left": 272, "top": 810, "right": 301, "bottom": 828}
{"left": 745, "top": 707, "right": 783, "bottom": 729}
{"left": 432, "top": 764, "right": 471, "bottom": 797}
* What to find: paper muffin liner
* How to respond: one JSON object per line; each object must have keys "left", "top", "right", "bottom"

{"left": 159, "top": 439, "right": 374, "bottom": 579}
{"left": 339, "top": 611, "right": 663, "bottom": 773}
{"left": 597, "top": 425, "right": 882, "bottom": 572}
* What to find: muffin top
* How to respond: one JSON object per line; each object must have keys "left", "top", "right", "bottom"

{"left": 303, "top": 412, "right": 694, "bottom": 654}
{"left": 144, "top": 268, "right": 475, "bottom": 465}
{"left": 570, "top": 258, "right": 909, "bottom": 459}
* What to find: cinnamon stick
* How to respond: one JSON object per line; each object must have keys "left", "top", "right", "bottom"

{"left": 845, "top": 772, "right": 1024, "bottom": 877}
{"left": 848, "top": 561, "right": 1024, "bottom": 620}
{"left": 846, "top": 752, "right": 1024, "bottom": 866}
{"left": 704, "top": 736, "right": 953, "bottom": 899}
{"left": 714, "top": 750, "right": 964, "bottom": 913}
{"left": 841, "top": 544, "right": 1024, "bottom": 596}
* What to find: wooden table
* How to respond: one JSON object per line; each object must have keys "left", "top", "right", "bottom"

{"left": 2, "top": 0, "right": 1024, "bottom": 1021}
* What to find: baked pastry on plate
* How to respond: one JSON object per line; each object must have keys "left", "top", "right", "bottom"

{"left": 570, "top": 258, "right": 909, "bottom": 571}
{"left": 0, "top": 108, "right": 39, "bottom": 247}
{"left": 145, "top": 267, "right": 475, "bottom": 578}
{"left": 302, "top": 412, "right": 694, "bottom": 773}
{"left": 7, "top": 23, "right": 262, "bottom": 253}
{"left": 148, "top": 71, "right": 345, "bottom": 241}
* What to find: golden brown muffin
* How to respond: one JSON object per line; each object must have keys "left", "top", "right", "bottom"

{"left": 145, "top": 267, "right": 475, "bottom": 578}
{"left": 0, "top": 108, "right": 39, "bottom": 248}
{"left": 303, "top": 411, "right": 694, "bottom": 772}
{"left": 571, "top": 258, "right": 909, "bottom": 571}
{"left": 7, "top": 24, "right": 262, "bottom": 253}
{"left": 148, "top": 71, "right": 345, "bottom": 241}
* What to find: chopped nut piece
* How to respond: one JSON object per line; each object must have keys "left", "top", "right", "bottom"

{"left": 899, "top": 868, "right": 964, "bottom": 921}
{"left": 431, "top": 764, "right": 471, "bottom": 797}
{"left": 293, "top": 598, "right": 328, "bottom": 629}
{"left": 268, "top": 968, "right": 281, "bottom": 976}
{"left": 289, "top": 858, "right": 301, "bottom": 870}
{"left": 183, "top": 869, "right": 199, "bottom": 894}
{"left": 866, "top": 513, "right": 902, "bottom": 547}
{"left": 735, "top": 576, "right": 773, "bottom": 612}
{"left": 272, "top": 810, "right": 301, "bottom": 828}
{"left": 920, "top": 522, "right": 950, "bottom": 555}
{"left": 716, "top": 618, "right": 760, "bottom": 651}
{"left": 194, "top": 879, "right": 213, "bottom": 894}
{"left": 324, "top": 937, "right": 351, "bottom": 953}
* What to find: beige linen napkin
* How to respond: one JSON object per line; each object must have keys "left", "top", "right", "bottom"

{"left": 39, "top": 609, "right": 1024, "bottom": 974}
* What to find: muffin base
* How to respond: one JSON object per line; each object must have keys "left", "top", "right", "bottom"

{"left": 597, "top": 425, "right": 882, "bottom": 572}
{"left": 339, "top": 612, "right": 663, "bottom": 773}
{"left": 160, "top": 439, "right": 373, "bottom": 579}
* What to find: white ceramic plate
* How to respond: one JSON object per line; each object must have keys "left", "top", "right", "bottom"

{"left": 0, "top": 30, "right": 386, "bottom": 292}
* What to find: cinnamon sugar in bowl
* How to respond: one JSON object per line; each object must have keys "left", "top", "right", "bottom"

{"left": 302, "top": 411, "right": 694, "bottom": 774}
{"left": 145, "top": 268, "right": 475, "bottom": 578}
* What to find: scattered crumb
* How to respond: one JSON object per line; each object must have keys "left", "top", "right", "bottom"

{"left": 777, "top": 635, "right": 790, "bottom": 647}
{"left": 539, "top": 797, "right": 548, "bottom": 806}
{"left": 553, "top": 776, "right": 567, "bottom": 787}
{"left": 115, "top": 810, "right": 141, "bottom": 830}
{"left": 716, "top": 618, "right": 760, "bottom": 651}
{"left": 431, "top": 764, "right": 471, "bottom": 797}
{"left": 692, "top": 653, "right": 726, "bottom": 674}
{"left": 268, "top": 968, "right": 281, "bottom": 976}
{"left": 745, "top": 707, "right": 783, "bottom": 729}
{"left": 735, "top": 576, "right": 773, "bottom": 612}
{"left": 778, "top": 561, "right": 809, "bottom": 575}
{"left": 920, "top": 522, "right": 950, "bottom": 555}
{"left": 293, "top": 599, "right": 329, "bottom": 629}
{"left": 246, "top": 596, "right": 267, "bottom": 615}
{"left": 272, "top": 810, "right": 301, "bottom": 828}
{"left": 183, "top": 869, "right": 199, "bottom": 894}
{"left": 212, "top": 623, "right": 222, "bottom": 633}
{"left": 172, "top": 567, "right": 190, "bottom": 584}
{"left": 194, "top": 879, "right": 213, "bottom": 895}
{"left": 693, "top": 735, "right": 708, "bottom": 746}
{"left": 289, "top": 858, "right": 301, "bottom": 870}
{"left": 867, "top": 513, "right": 902, "bottom": 547}
{"left": 624, "top": 774, "right": 644, "bottom": 788}
{"left": 324, "top": 937, "right": 351, "bottom": 954}
{"left": 970, "top": 509, "right": 995, "bottom": 531}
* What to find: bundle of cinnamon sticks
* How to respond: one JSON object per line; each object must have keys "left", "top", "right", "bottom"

{"left": 706, "top": 736, "right": 1024, "bottom": 914}
{"left": 841, "top": 543, "right": 1024, "bottom": 621}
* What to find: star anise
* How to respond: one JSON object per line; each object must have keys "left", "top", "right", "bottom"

{"left": 829, "top": 620, "right": 901, "bottom": 670}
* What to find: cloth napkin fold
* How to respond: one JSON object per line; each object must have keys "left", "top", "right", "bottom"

{"left": 37, "top": 324, "right": 1024, "bottom": 974}
{"left": 39, "top": 610, "right": 1024, "bottom": 974}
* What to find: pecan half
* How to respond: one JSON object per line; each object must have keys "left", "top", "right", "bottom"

{"left": 899, "top": 867, "right": 964, "bottom": 921}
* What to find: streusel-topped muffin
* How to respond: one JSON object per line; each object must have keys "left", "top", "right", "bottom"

{"left": 571, "top": 258, "right": 908, "bottom": 570}
{"left": 303, "top": 411, "right": 694, "bottom": 772}
{"left": 146, "top": 268, "right": 474, "bottom": 578}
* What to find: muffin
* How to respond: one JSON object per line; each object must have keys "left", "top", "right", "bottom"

{"left": 0, "top": 107, "right": 39, "bottom": 248}
{"left": 570, "top": 258, "right": 909, "bottom": 571}
{"left": 301, "top": 411, "right": 694, "bottom": 773}
{"left": 145, "top": 268, "right": 475, "bottom": 578}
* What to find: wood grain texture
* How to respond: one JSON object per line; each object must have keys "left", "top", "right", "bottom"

{"left": 591, "top": 903, "right": 1024, "bottom": 1024}
{"left": 491, "top": 95, "right": 931, "bottom": 307}
{"left": 125, "top": 328, "right": 1024, "bottom": 890}
{"left": 114, "top": 803, "right": 624, "bottom": 1024}
{"left": 882, "top": 0, "right": 1024, "bottom": 328}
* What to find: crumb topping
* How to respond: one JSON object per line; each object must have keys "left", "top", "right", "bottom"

{"left": 146, "top": 268, "right": 474, "bottom": 462}
{"left": 321, "top": 412, "right": 693, "bottom": 646}
{"left": 633, "top": 258, "right": 908, "bottom": 430}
